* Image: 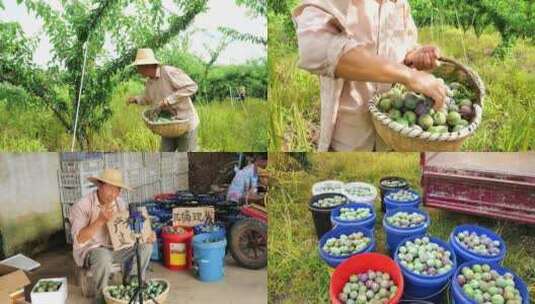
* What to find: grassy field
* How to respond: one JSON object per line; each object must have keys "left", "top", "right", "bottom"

{"left": 268, "top": 14, "right": 535, "bottom": 151}
{"left": 267, "top": 153, "right": 535, "bottom": 303}
{"left": 0, "top": 80, "right": 268, "bottom": 151}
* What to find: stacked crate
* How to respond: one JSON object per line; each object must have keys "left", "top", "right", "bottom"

{"left": 103, "top": 152, "right": 162, "bottom": 203}
{"left": 106, "top": 153, "right": 147, "bottom": 204}
{"left": 142, "top": 153, "right": 161, "bottom": 201}
{"left": 160, "top": 153, "right": 189, "bottom": 193}
{"left": 58, "top": 154, "right": 104, "bottom": 244}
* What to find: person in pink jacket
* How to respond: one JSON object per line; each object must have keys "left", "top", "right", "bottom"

{"left": 293, "top": 0, "right": 448, "bottom": 151}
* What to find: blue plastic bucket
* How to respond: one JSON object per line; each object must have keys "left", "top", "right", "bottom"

{"left": 383, "top": 207, "right": 430, "bottom": 254}
{"left": 330, "top": 203, "right": 376, "bottom": 231}
{"left": 451, "top": 261, "right": 530, "bottom": 304}
{"left": 384, "top": 189, "right": 421, "bottom": 212}
{"left": 151, "top": 238, "right": 162, "bottom": 261}
{"left": 394, "top": 235, "right": 457, "bottom": 300}
{"left": 318, "top": 225, "right": 376, "bottom": 268}
{"left": 449, "top": 224, "right": 507, "bottom": 266}
{"left": 192, "top": 233, "right": 227, "bottom": 282}
{"left": 194, "top": 223, "right": 226, "bottom": 240}
{"left": 379, "top": 176, "right": 410, "bottom": 212}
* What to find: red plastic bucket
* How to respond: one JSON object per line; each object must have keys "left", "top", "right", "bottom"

{"left": 329, "top": 253, "right": 404, "bottom": 304}
{"left": 162, "top": 226, "right": 193, "bottom": 271}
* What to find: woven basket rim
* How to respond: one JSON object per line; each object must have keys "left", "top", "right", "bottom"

{"left": 103, "top": 279, "right": 170, "bottom": 304}
{"left": 368, "top": 57, "right": 484, "bottom": 142}
{"left": 142, "top": 108, "right": 190, "bottom": 126}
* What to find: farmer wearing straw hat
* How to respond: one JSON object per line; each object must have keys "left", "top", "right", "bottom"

{"left": 127, "top": 48, "right": 199, "bottom": 152}
{"left": 293, "top": 0, "right": 447, "bottom": 151}
{"left": 69, "top": 169, "right": 155, "bottom": 304}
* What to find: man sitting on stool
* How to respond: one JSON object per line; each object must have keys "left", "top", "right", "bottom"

{"left": 69, "top": 169, "right": 155, "bottom": 304}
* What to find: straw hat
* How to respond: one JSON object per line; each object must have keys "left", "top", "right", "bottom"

{"left": 132, "top": 48, "right": 159, "bottom": 66}
{"left": 87, "top": 168, "right": 132, "bottom": 191}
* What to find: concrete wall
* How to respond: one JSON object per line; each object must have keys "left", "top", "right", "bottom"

{"left": 0, "top": 153, "right": 63, "bottom": 257}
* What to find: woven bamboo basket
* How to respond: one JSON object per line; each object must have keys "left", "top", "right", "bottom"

{"left": 369, "top": 57, "right": 485, "bottom": 151}
{"left": 142, "top": 108, "right": 190, "bottom": 138}
{"left": 103, "top": 279, "right": 170, "bottom": 304}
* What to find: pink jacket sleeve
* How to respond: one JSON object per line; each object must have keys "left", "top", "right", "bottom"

{"left": 404, "top": 1, "right": 419, "bottom": 55}
{"left": 164, "top": 66, "right": 198, "bottom": 105}
{"left": 294, "top": 6, "right": 361, "bottom": 78}
{"left": 70, "top": 201, "right": 90, "bottom": 248}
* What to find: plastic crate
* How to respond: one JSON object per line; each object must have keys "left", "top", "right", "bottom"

{"left": 61, "top": 203, "right": 73, "bottom": 223}
{"left": 124, "top": 168, "right": 144, "bottom": 188}
{"left": 123, "top": 152, "right": 143, "bottom": 169}
{"left": 160, "top": 159, "right": 177, "bottom": 176}
{"left": 143, "top": 182, "right": 161, "bottom": 202}
{"left": 160, "top": 174, "right": 177, "bottom": 193}
{"left": 60, "top": 152, "right": 102, "bottom": 161}
{"left": 64, "top": 222, "right": 72, "bottom": 245}
{"left": 160, "top": 173, "right": 188, "bottom": 193}
{"left": 176, "top": 153, "right": 188, "bottom": 173}
{"left": 143, "top": 153, "right": 161, "bottom": 167}
{"left": 124, "top": 186, "right": 145, "bottom": 204}
{"left": 144, "top": 167, "right": 160, "bottom": 184}
{"left": 176, "top": 172, "right": 188, "bottom": 191}
{"left": 160, "top": 153, "right": 188, "bottom": 174}
{"left": 61, "top": 158, "right": 103, "bottom": 173}
{"left": 103, "top": 153, "right": 123, "bottom": 169}
{"left": 60, "top": 186, "right": 94, "bottom": 204}
{"left": 59, "top": 171, "right": 98, "bottom": 189}
{"left": 104, "top": 153, "right": 143, "bottom": 170}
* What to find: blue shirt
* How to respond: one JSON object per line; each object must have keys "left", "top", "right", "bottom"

{"left": 226, "top": 164, "right": 258, "bottom": 202}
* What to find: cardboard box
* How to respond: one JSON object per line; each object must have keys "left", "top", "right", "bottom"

{"left": 106, "top": 209, "right": 153, "bottom": 251}
{"left": 10, "top": 289, "right": 25, "bottom": 304}
{"left": 30, "top": 277, "right": 68, "bottom": 304}
{"left": 172, "top": 206, "right": 215, "bottom": 227}
{"left": 0, "top": 264, "right": 30, "bottom": 304}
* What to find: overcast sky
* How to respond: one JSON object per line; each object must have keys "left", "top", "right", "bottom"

{"left": 0, "top": 0, "right": 266, "bottom": 66}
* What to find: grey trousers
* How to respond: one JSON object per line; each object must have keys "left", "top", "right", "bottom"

{"left": 87, "top": 244, "right": 152, "bottom": 304}
{"left": 160, "top": 128, "right": 198, "bottom": 152}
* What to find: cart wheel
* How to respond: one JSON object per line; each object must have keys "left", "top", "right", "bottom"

{"left": 230, "top": 218, "right": 267, "bottom": 269}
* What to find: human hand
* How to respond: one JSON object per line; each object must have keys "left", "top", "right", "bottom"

{"left": 404, "top": 45, "right": 441, "bottom": 70}
{"left": 146, "top": 232, "right": 157, "bottom": 244}
{"left": 158, "top": 99, "right": 168, "bottom": 109}
{"left": 404, "top": 70, "right": 447, "bottom": 110}
{"left": 98, "top": 206, "right": 114, "bottom": 224}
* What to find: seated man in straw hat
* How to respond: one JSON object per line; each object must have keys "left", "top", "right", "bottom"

{"left": 69, "top": 169, "right": 155, "bottom": 304}
{"left": 127, "top": 48, "right": 199, "bottom": 152}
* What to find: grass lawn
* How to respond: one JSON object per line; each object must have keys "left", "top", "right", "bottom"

{"left": 0, "top": 80, "right": 268, "bottom": 151}
{"left": 267, "top": 153, "right": 535, "bottom": 303}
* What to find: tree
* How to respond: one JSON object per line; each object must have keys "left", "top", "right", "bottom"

{"left": 0, "top": 0, "right": 208, "bottom": 149}
{"left": 216, "top": 0, "right": 267, "bottom": 47}
{"left": 409, "top": 0, "right": 535, "bottom": 58}
{"left": 235, "top": 0, "right": 266, "bottom": 17}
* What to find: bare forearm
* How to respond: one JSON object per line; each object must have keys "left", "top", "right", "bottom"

{"left": 335, "top": 47, "right": 413, "bottom": 85}
{"left": 77, "top": 219, "right": 105, "bottom": 244}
